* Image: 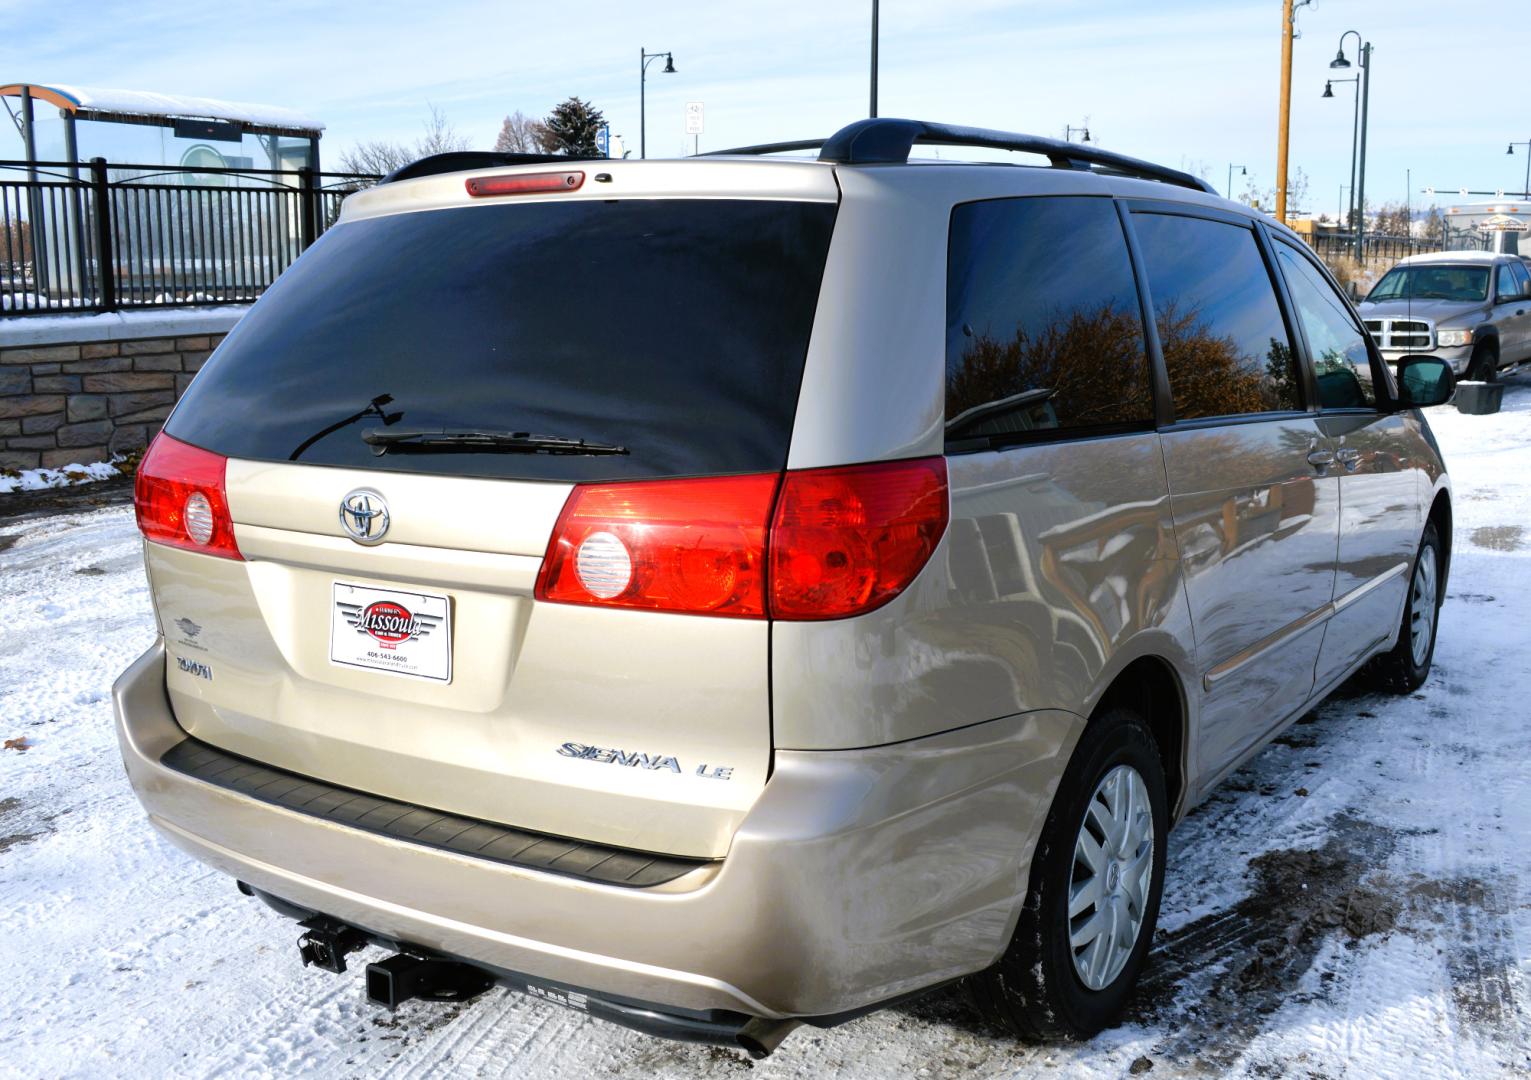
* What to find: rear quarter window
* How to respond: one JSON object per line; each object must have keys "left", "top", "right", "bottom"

{"left": 944, "top": 196, "right": 1153, "bottom": 449}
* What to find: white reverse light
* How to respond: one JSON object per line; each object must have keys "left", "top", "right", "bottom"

{"left": 575, "top": 530, "right": 633, "bottom": 599}
{"left": 183, "top": 492, "right": 215, "bottom": 545}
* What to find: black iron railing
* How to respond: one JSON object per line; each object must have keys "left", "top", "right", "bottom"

{"left": 1305, "top": 231, "right": 1478, "bottom": 266}
{"left": 1, "top": 159, "right": 378, "bottom": 316}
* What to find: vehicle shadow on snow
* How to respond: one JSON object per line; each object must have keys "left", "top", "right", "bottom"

{"left": 885, "top": 676, "right": 1527, "bottom": 1075}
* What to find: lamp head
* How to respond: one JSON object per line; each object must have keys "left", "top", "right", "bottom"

{"left": 1322, "top": 81, "right": 1335, "bottom": 98}
{"left": 1329, "top": 48, "right": 1351, "bottom": 69}
{"left": 662, "top": 54, "right": 676, "bottom": 74}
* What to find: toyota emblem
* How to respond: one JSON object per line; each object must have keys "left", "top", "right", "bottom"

{"left": 339, "top": 489, "right": 390, "bottom": 544}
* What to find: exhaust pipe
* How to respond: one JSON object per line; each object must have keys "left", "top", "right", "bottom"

{"left": 366, "top": 953, "right": 494, "bottom": 1010}
{"left": 736, "top": 1017, "right": 802, "bottom": 1060}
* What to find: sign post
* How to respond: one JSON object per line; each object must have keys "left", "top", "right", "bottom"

{"left": 685, "top": 101, "right": 704, "bottom": 156}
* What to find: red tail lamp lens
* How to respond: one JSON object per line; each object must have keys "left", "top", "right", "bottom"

{"left": 465, "top": 171, "right": 584, "bottom": 197}
{"left": 536, "top": 473, "right": 779, "bottom": 617}
{"left": 134, "top": 433, "right": 243, "bottom": 560}
{"left": 537, "top": 459, "right": 948, "bottom": 620}
{"left": 769, "top": 458, "right": 948, "bottom": 619}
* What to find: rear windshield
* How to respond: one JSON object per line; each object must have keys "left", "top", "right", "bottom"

{"left": 166, "top": 198, "right": 837, "bottom": 481}
{"left": 1366, "top": 265, "right": 1490, "bottom": 303}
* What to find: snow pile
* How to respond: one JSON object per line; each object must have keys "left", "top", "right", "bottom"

{"left": 0, "top": 458, "right": 126, "bottom": 494}
{"left": 39, "top": 83, "right": 324, "bottom": 132}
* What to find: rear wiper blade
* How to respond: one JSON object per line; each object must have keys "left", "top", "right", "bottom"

{"left": 362, "top": 428, "right": 628, "bottom": 456}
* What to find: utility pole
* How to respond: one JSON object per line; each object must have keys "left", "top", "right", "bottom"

{"left": 870, "top": 0, "right": 879, "bottom": 118}
{"left": 1275, "top": 0, "right": 1296, "bottom": 224}
{"left": 1354, "top": 41, "right": 1372, "bottom": 261}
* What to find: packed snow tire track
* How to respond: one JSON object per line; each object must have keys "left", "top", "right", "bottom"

{"left": 3, "top": 386, "right": 1530, "bottom": 1079}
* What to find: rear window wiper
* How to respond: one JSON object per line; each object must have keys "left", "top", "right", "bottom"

{"left": 362, "top": 428, "right": 628, "bottom": 456}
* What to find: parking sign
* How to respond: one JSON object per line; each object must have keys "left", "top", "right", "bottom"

{"left": 596, "top": 125, "right": 610, "bottom": 157}
{"left": 685, "top": 102, "right": 704, "bottom": 135}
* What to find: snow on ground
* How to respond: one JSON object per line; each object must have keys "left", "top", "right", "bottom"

{"left": 0, "top": 459, "right": 127, "bottom": 494}
{"left": 2, "top": 385, "right": 1529, "bottom": 1079}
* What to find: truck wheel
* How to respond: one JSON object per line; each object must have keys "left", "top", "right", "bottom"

{"left": 965, "top": 706, "right": 1167, "bottom": 1040}
{"left": 1467, "top": 341, "right": 1499, "bottom": 382}
{"left": 1364, "top": 519, "right": 1443, "bottom": 694}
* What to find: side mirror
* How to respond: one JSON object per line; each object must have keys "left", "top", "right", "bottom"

{"left": 1395, "top": 356, "right": 1456, "bottom": 408}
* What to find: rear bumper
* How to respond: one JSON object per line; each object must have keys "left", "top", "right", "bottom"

{"left": 114, "top": 639, "right": 1078, "bottom": 1019}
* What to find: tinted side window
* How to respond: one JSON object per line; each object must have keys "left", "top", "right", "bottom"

{"left": 1497, "top": 262, "right": 1521, "bottom": 301}
{"left": 1133, "top": 213, "right": 1301, "bottom": 420}
{"left": 1511, "top": 260, "right": 1531, "bottom": 296}
{"left": 945, "top": 197, "right": 1151, "bottom": 446}
{"left": 1274, "top": 241, "right": 1375, "bottom": 409}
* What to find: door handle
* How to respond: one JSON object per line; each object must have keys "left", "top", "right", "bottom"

{"left": 1307, "top": 449, "right": 1335, "bottom": 468}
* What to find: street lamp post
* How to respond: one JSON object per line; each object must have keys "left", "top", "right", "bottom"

{"left": 1323, "top": 75, "right": 1360, "bottom": 233}
{"left": 1064, "top": 124, "right": 1091, "bottom": 143}
{"left": 1227, "top": 163, "right": 1246, "bottom": 200}
{"left": 639, "top": 48, "right": 676, "bottom": 160}
{"left": 1330, "top": 32, "right": 1372, "bottom": 261}
{"left": 1507, "top": 141, "right": 1531, "bottom": 199}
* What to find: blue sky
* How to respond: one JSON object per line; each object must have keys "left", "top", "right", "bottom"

{"left": 6, "top": 0, "right": 1528, "bottom": 214}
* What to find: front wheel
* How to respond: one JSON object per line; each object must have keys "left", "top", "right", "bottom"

{"left": 1365, "top": 519, "right": 1443, "bottom": 693}
{"left": 1467, "top": 342, "right": 1499, "bottom": 383}
{"left": 966, "top": 707, "right": 1168, "bottom": 1040}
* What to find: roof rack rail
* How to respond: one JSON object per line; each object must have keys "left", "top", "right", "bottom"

{"left": 379, "top": 150, "right": 595, "bottom": 185}
{"left": 707, "top": 118, "right": 1217, "bottom": 195}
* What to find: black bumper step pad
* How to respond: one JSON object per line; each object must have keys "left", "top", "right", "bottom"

{"left": 160, "top": 737, "right": 709, "bottom": 888}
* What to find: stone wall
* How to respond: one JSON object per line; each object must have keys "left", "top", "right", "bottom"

{"left": 0, "top": 334, "right": 224, "bottom": 470}
{"left": 0, "top": 309, "right": 245, "bottom": 473}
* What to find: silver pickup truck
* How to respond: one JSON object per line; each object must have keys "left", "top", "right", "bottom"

{"left": 1359, "top": 251, "right": 1531, "bottom": 380}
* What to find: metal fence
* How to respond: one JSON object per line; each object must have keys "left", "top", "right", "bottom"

{"left": 1304, "top": 231, "right": 1480, "bottom": 268}
{"left": 1, "top": 159, "right": 378, "bottom": 316}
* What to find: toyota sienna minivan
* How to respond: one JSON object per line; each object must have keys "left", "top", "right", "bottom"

{"left": 115, "top": 118, "right": 1457, "bottom": 1056}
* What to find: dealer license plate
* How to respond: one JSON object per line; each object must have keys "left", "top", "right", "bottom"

{"left": 330, "top": 582, "right": 452, "bottom": 683}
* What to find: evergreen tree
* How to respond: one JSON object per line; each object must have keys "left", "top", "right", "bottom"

{"left": 542, "top": 97, "right": 606, "bottom": 157}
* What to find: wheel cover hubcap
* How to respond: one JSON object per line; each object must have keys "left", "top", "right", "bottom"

{"left": 1068, "top": 764, "right": 1154, "bottom": 992}
{"left": 1409, "top": 546, "right": 1438, "bottom": 667}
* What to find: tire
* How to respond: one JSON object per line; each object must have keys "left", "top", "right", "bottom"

{"left": 965, "top": 707, "right": 1168, "bottom": 1041}
{"left": 1365, "top": 519, "right": 1443, "bottom": 694}
{"left": 1467, "top": 341, "right": 1499, "bottom": 383}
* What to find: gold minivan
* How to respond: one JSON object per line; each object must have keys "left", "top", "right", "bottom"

{"left": 114, "top": 119, "right": 1457, "bottom": 1056}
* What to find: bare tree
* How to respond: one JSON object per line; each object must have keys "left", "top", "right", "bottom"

{"left": 415, "top": 104, "right": 471, "bottom": 157}
{"left": 495, "top": 110, "right": 554, "bottom": 154}
{"left": 1372, "top": 201, "right": 1413, "bottom": 237}
{"left": 1237, "top": 167, "right": 1309, "bottom": 216}
{"left": 339, "top": 104, "right": 473, "bottom": 176}
{"left": 1421, "top": 205, "right": 1445, "bottom": 242}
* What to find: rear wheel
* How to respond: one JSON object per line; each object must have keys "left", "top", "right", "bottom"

{"left": 1467, "top": 341, "right": 1499, "bottom": 382}
{"left": 1365, "top": 519, "right": 1443, "bottom": 693}
{"left": 966, "top": 707, "right": 1167, "bottom": 1040}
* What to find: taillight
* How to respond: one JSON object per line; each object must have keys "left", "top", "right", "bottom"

{"left": 536, "top": 457, "right": 949, "bottom": 620}
{"left": 770, "top": 457, "right": 948, "bottom": 619}
{"left": 465, "top": 170, "right": 584, "bottom": 197}
{"left": 134, "top": 433, "right": 243, "bottom": 560}
{"left": 535, "top": 473, "right": 779, "bottom": 617}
